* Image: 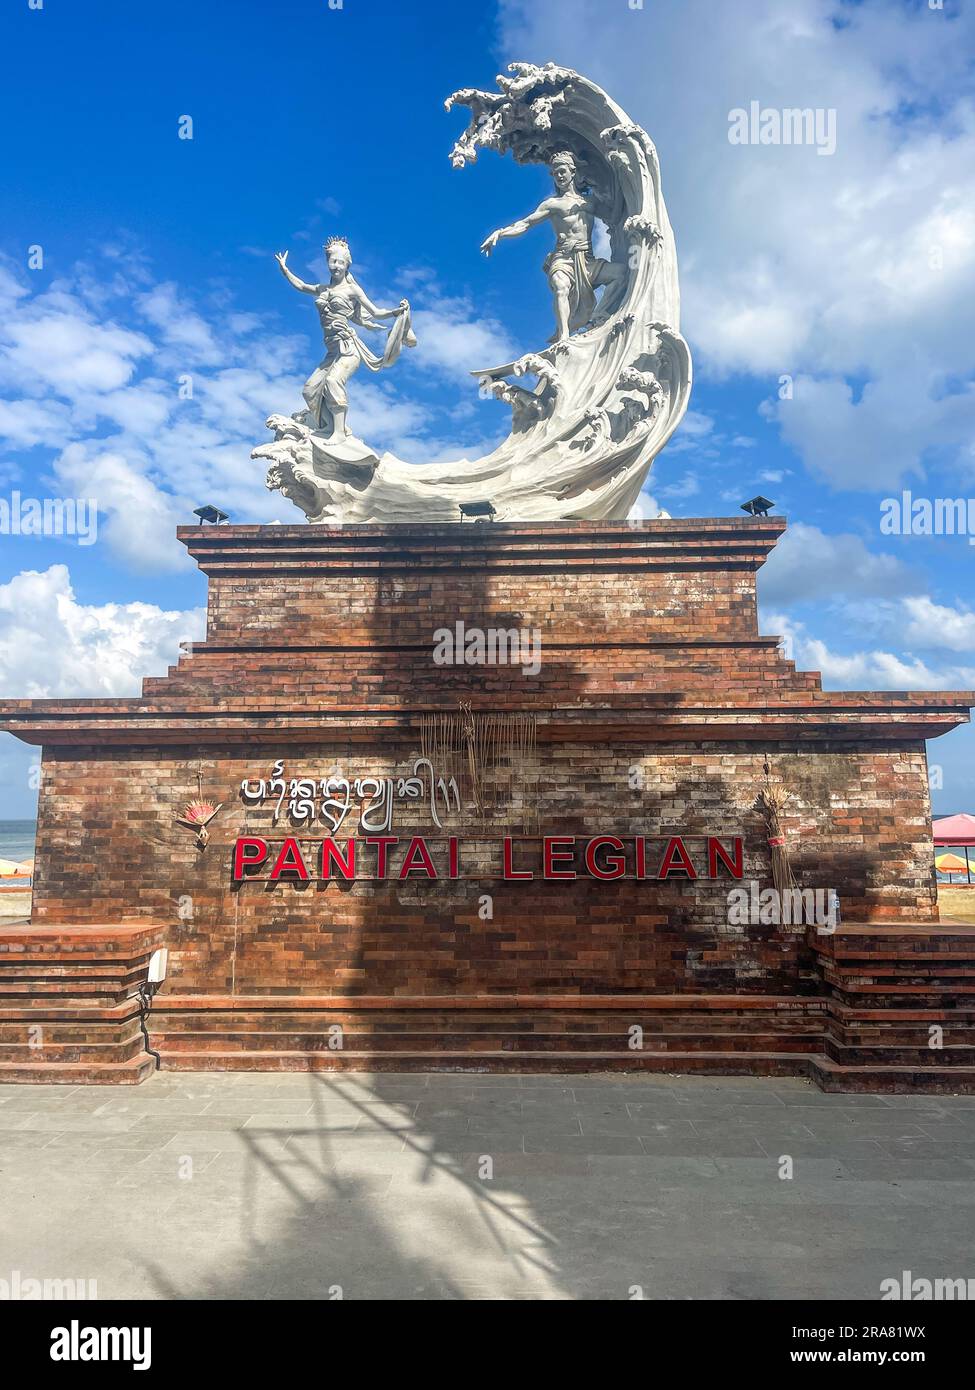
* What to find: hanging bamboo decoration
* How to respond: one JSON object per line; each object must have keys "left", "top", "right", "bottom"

{"left": 758, "top": 755, "right": 797, "bottom": 895}
{"left": 420, "top": 705, "right": 537, "bottom": 828}
{"left": 460, "top": 700, "right": 482, "bottom": 815}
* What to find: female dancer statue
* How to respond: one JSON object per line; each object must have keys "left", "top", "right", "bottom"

{"left": 275, "top": 237, "right": 416, "bottom": 441}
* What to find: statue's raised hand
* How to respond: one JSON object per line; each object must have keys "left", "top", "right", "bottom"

{"left": 480, "top": 230, "right": 501, "bottom": 257}
{"left": 275, "top": 251, "right": 289, "bottom": 268}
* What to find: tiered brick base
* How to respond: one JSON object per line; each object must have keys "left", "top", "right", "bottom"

{"left": 811, "top": 924, "right": 975, "bottom": 1090}
{"left": 0, "top": 923, "right": 164, "bottom": 1083}
{"left": 1, "top": 520, "right": 972, "bottom": 1089}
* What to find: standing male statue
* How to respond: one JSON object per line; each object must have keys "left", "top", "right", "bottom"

{"left": 480, "top": 150, "right": 627, "bottom": 342}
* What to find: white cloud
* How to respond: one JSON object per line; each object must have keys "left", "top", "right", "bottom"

{"left": 676, "top": 410, "right": 714, "bottom": 438}
{"left": 659, "top": 408, "right": 716, "bottom": 456}
{"left": 763, "top": 373, "right": 975, "bottom": 491}
{"left": 0, "top": 298, "right": 152, "bottom": 398}
{"left": 659, "top": 473, "right": 701, "bottom": 501}
{"left": 629, "top": 489, "right": 665, "bottom": 522}
{"left": 55, "top": 443, "right": 188, "bottom": 573}
{"left": 411, "top": 294, "right": 516, "bottom": 381}
{"left": 760, "top": 522, "right": 917, "bottom": 605}
{"left": 195, "top": 367, "right": 302, "bottom": 436}
{"left": 499, "top": 0, "right": 975, "bottom": 488}
{"left": 136, "top": 283, "right": 222, "bottom": 366}
{"left": 75, "top": 382, "right": 175, "bottom": 438}
{"left": 764, "top": 609, "right": 975, "bottom": 692}
{"left": 0, "top": 265, "right": 29, "bottom": 314}
{"left": 902, "top": 596, "right": 975, "bottom": 654}
{"left": 0, "top": 564, "right": 204, "bottom": 698}
{"left": 0, "top": 398, "right": 73, "bottom": 449}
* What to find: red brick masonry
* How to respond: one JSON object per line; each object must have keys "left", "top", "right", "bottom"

{"left": 1, "top": 519, "right": 972, "bottom": 1087}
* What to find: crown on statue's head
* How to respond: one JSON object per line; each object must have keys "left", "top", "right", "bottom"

{"left": 324, "top": 236, "right": 352, "bottom": 259}
{"left": 549, "top": 150, "right": 577, "bottom": 170}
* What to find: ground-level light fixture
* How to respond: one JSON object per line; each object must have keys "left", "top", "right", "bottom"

{"left": 136, "top": 947, "right": 169, "bottom": 1071}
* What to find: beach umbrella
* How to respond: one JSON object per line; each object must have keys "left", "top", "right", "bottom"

{"left": 936, "top": 852, "right": 969, "bottom": 882}
{"left": 936, "top": 852, "right": 967, "bottom": 871}
{"left": 0, "top": 858, "right": 23, "bottom": 877}
{"left": 933, "top": 813, "right": 975, "bottom": 845}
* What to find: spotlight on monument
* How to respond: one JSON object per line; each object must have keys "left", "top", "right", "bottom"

{"left": 135, "top": 948, "right": 169, "bottom": 1072}
{"left": 740, "top": 496, "right": 774, "bottom": 517}
{"left": 147, "top": 948, "right": 169, "bottom": 987}
{"left": 193, "top": 505, "right": 230, "bottom": 526}
{"left": 458, "top": 500, "right": 497, "bottom": 523}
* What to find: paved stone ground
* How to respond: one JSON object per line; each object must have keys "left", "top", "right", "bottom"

{"left": 1, "top": 1071, "right": 974, "bottom": 1300}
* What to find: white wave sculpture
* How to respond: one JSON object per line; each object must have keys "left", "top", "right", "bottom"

{"left": 253, "top": 62, "right": 692, "bottom": 524}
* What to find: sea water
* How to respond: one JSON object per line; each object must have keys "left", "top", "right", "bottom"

{"left": 0, "top": 819, "right": 36, "bottom": 867}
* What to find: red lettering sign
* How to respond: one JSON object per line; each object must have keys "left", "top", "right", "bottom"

{"left": 269, "top": 838, "right": 310, "bottom": 881}
{"left": 658, "top": 836, "right": 697, "bottom": 879}
{"left": 321, "top": 837, "right": 355, "bottom": 880}
{"left": 544, "top": 836, "right": 577, "bottom": 880}
{"left": 503, "top": 837, "right": 533, "bottom": 880}
{"left": 400, "top": 836, "right": 437, "bottom": 879}
{"left": 232, "top": 836, "right": 268, "bottom": 879}
{"left": 364, "top": 837, "right": 396, "bottom": 877}
{"left": 231, "top": 833, "right": 746, "bottom": 882}
{"left": 707, "top": 836, "right": 743, "bottom": 879}
{"left": 585, "top": 836, "right": 626, "bottom": 879}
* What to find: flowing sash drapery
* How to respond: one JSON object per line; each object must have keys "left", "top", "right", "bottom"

{"left": 364, "top": 302, "right": 417, "bottom": 369}
{"left": 303, "top": 302, "right": 416, "bottom": 430}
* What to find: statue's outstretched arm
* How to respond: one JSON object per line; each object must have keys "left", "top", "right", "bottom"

{"left": 354, "top": 285, "right": 409, "bottom": 323}
{"left": 275, "top": 250, "right": 318, "bottom": 294}
{"left": 480, "top": 200, "right": 552, "bottom": 256}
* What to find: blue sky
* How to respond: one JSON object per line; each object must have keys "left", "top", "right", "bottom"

{"left": 0, "top": 0, "right": 972, "bottom": 817}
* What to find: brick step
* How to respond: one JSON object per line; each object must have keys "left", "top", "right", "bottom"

{"left": 153, "top": 1028, "right": 823, "bottom": 1055}
{"left": 157, "top": 1047, "right": 813, "bottom": 1077}
{"left": 0, "top": 1053, "right": 156, "bottom": 1084}
{"left": 0, "top": 1002, "right": 140, "bottom": 1025}
{"left": 0, "top": 957, "right": 150, "bottom": 976}
{"left": 807, "top": 1055, "right": 975, "bottom": 1094}
{"left": 0, "top": 972, "right": 150, "bottom": 998}
{"left": 819, "top": 946, "right": 975, "bottom": 960}
{"left": 824, "top": 988, "right": 975, "bottom": 1003}
{"left": 818, "top": 932, "right": 975, "bottom": 945}
{"left": 0, "top": 1016, "right": 143, "bottom": 1040}
{"left": 820, "top": 966, "right": 975, "bottom": 984}
{"left": 0, "top": 924, "right": 165, "bottom": 1082}
{"left": 827, "top": 1014, "right": 975, "bottom": 1032}
{"left": 145, "top": 674, "right": 818, "bottom": 701}
{"left": 150, "top": 1009, "right": 820, "bottom": 1036}
{"left": 0, "top": 1034, "right": 146, "bottom": 1064}
{"left": 152, "top": 1047, "right": 975, "bottom": 1091}
{"left": 824, "top": 967, "right": 975, "bottom": 984}
{"left": 823, "top": 1040, "right": 975, "bottom": 1067}
{"left": 827, "top": 1027, "right": 975, "bottom": 1047}
{"left": 0, "top": 987, "right": 145, "bottom": 1004}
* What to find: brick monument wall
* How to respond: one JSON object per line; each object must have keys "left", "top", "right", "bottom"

{"left": 29, "top": 737, "right": 937, "bottom": 998}
{"left": 3, "top": 520, "right": 970, "bottom": 1085}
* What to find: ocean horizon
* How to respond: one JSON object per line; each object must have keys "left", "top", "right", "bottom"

{"left": 0, "top": 819, "right": 36, "bottom": 862}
